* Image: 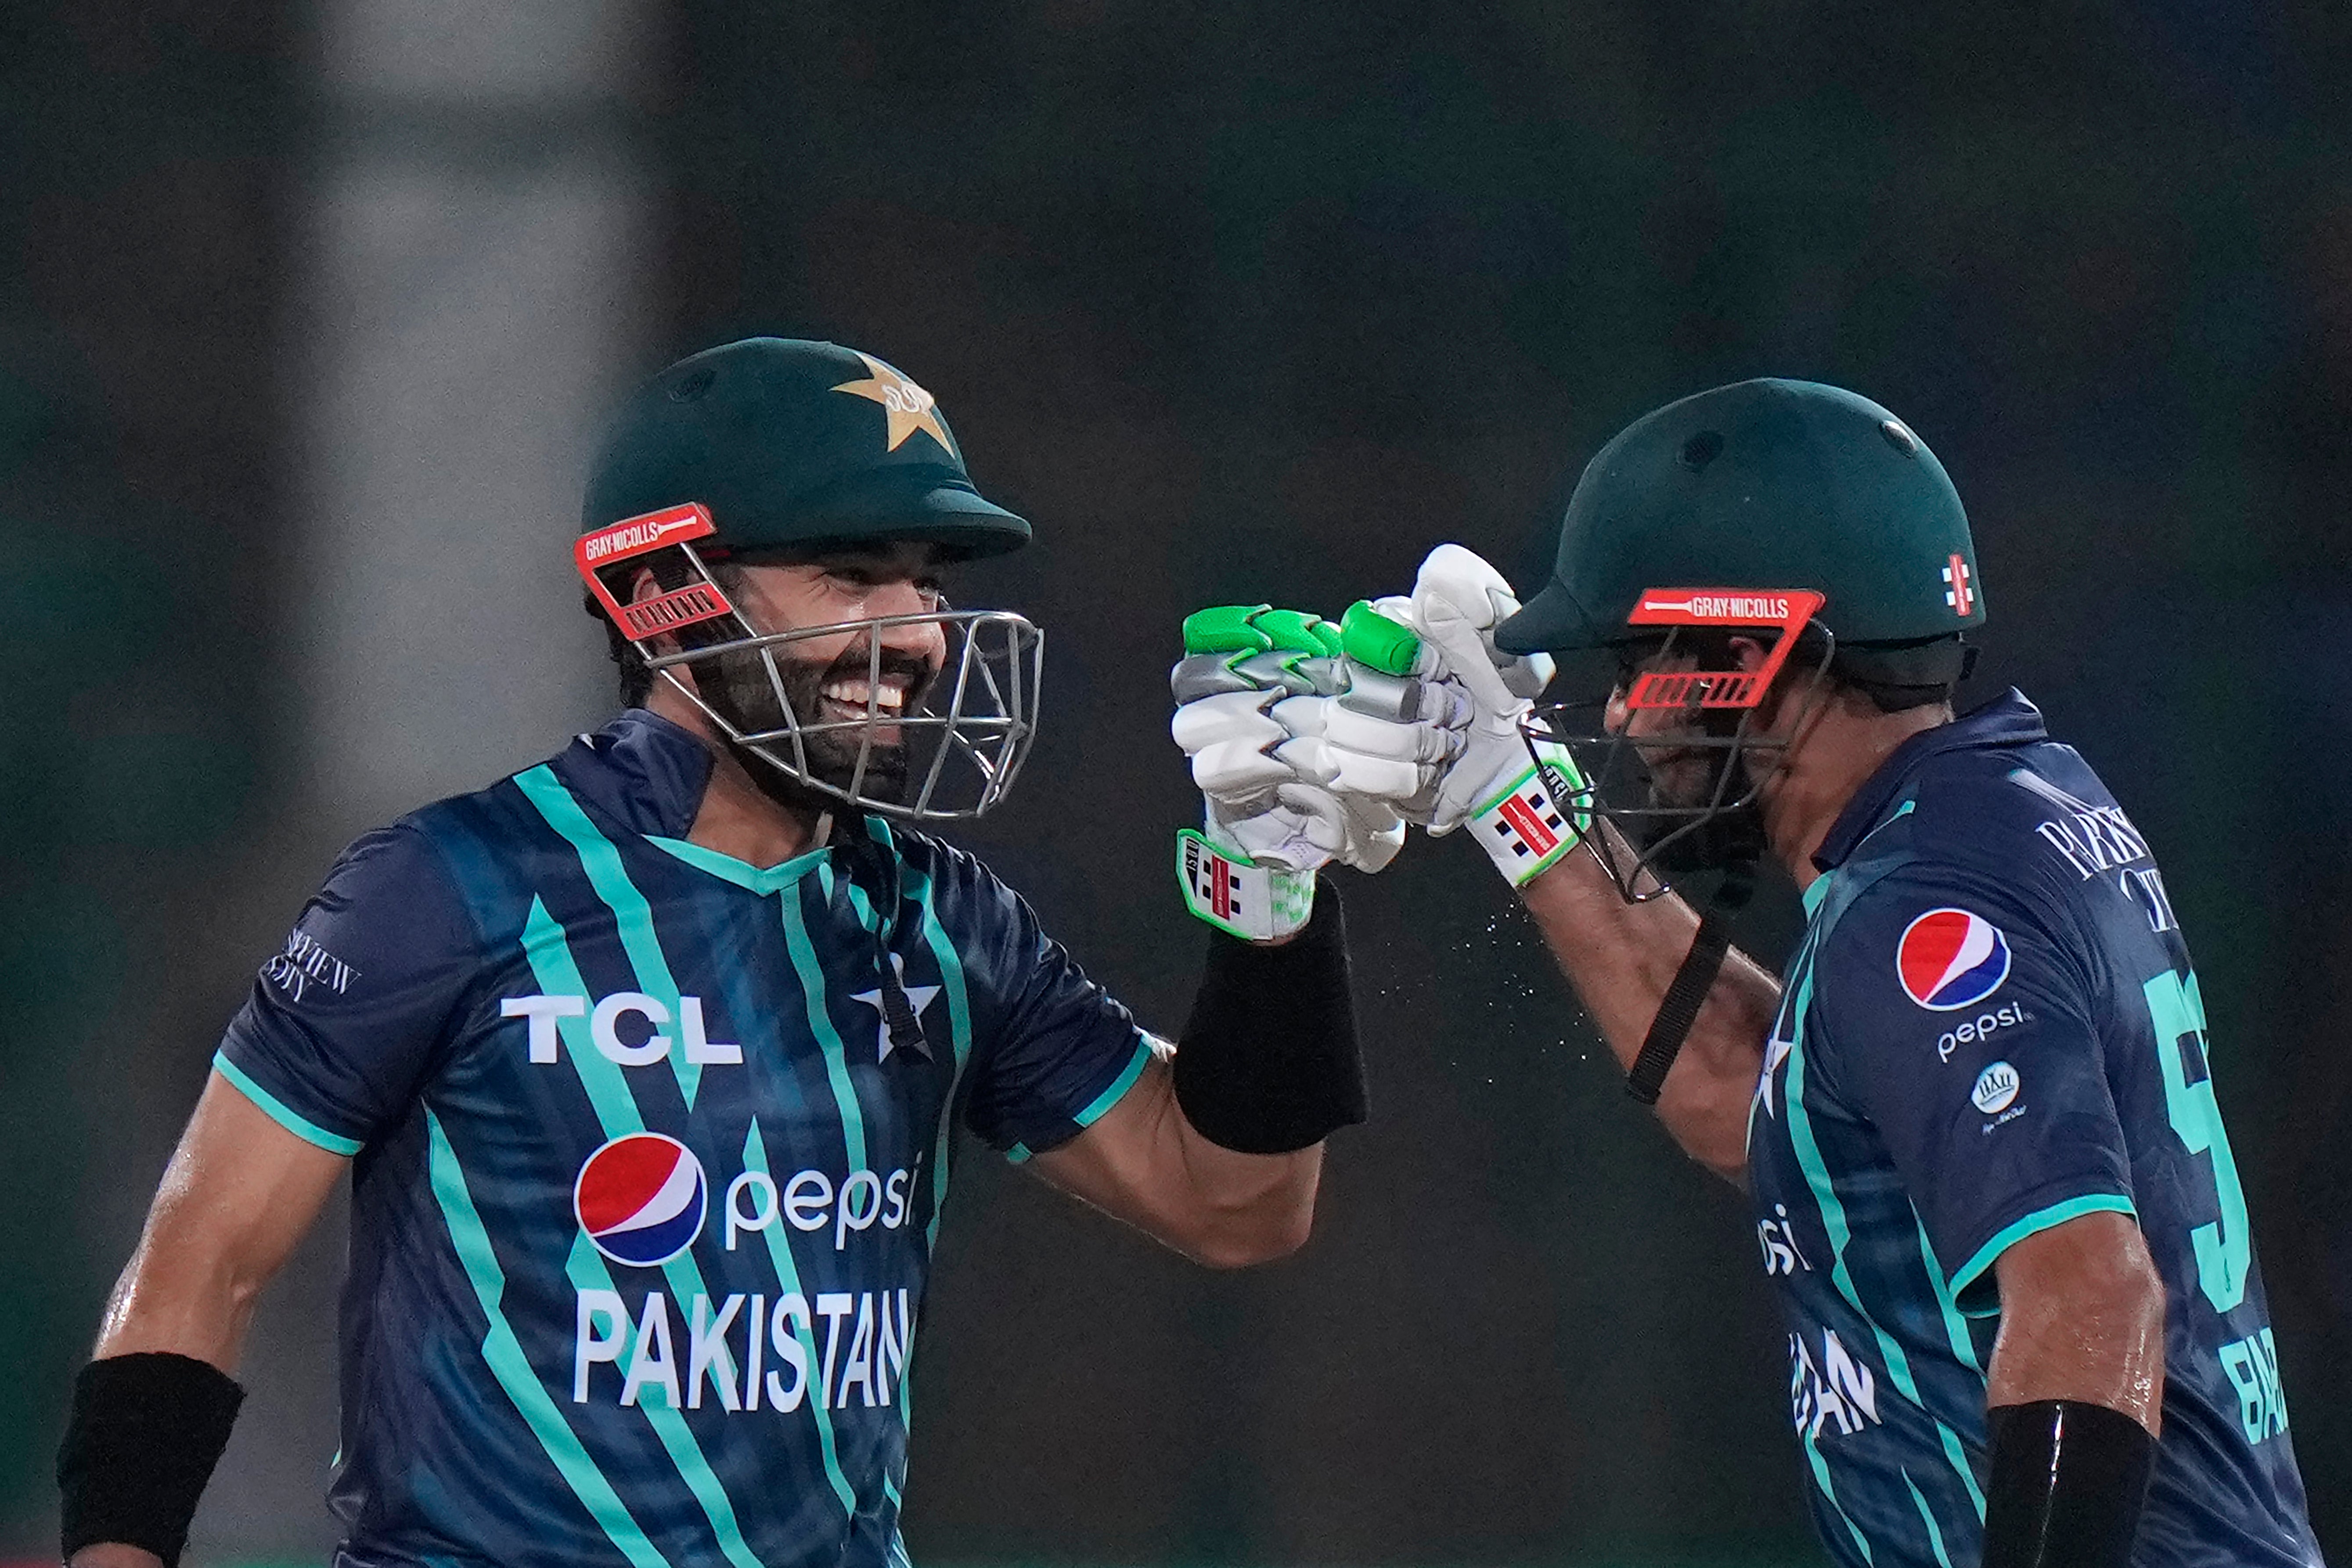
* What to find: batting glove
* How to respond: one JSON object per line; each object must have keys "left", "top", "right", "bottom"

{"left": 1170, "top": 605, "right": 1407, "bottom": 940}
{"left": 1317, "top": 550, "right": 1587, "bottom": 887}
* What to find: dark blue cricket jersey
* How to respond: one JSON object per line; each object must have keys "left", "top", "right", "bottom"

{"left": 1746, "top": 691, "right": 2321, "bottom": 1568}
{"left": 215, "top": 710, "right": 1156, "bottom": 1568}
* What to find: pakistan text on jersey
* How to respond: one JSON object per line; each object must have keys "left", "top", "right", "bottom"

{"left": 574, "top": 1288, "right": 914, "bottom": 1415}
{"left": 1789, "top": 1328, "right": 1881, "bottom": 1442}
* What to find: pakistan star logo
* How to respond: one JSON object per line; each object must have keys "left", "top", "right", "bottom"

{"left": 831, "top": 352, "right": 958, "bottom": 456}
{"left": 850, "top": 954, "right": 941, "bottom": 1063}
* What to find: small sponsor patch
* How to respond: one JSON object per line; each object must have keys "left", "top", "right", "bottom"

{"left": 1971, "top": 1061, "right": 2021, "bottom": 1115}
{"left": 1897, "top": 907, "right": 2012, "bottom": 1011}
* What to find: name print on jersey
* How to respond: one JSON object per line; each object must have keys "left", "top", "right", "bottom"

{"left": 2010, "top": 768, "right": 2153, "bottom": 880}
{"left": 503, "top": 992, "right": 743, "bottom": 1066}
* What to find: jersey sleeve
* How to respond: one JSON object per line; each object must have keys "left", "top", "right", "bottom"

{"left": 1814, "top": 865, "right": 2136, "bottom": 1310}
{"left": 214, "top": 823, "right": 479, "bottom": 1154}
{"left": 944, "top": 855, "right": 1155, "bottom": 1161}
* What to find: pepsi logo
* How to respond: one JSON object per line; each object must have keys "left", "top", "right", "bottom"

{"left": 574, "top": 1134, "right": 707, "bottom": 1267}
{"left": 1896, "top": 908, "right": 2012, "bottom": 1012}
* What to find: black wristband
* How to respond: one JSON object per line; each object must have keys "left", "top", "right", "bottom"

{"left": 1172, "top": 881, "right": 1364, "bottom": 1153}
{"left": 58, "top": 1352, "right": 245, "bottom": 1567}
{"left": 1981, "top": 1399, "right": 2156, "bottom": 1568}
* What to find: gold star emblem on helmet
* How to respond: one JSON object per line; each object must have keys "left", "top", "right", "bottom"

{"left": 831, "top": 352, "right": 958, "bottom": 456}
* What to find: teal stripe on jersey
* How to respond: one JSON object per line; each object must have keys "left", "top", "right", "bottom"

{"left": 1950, "top": 1193, "right": 2138, "bottom": 1301}
{"left": 425, "top": 1110, "right": 666, "bottom": 1568}
{"left": 1781, "top": 960, "right": 1985, "bottom": 1533}
{"left": 742, "top": 1118, "right": 860, "bottom": 1519}
{"left": 646, "top": 833, "right": 828, "bottom": 895}
{"left": 997, "top": 1021, "right": 1144, "bottom": 1168}
{"left": 515, "top": 765, "right": 706, "bottom": 1109}
{"left": 212, "top": 1050, "right": 364, "bottom": 1155}
{"left": 1773, "top": 964, "right": 1876, "bottom": 1561}
{"left": 1909, "top": 1208, "right": 1988, "bottom": 1518}
{"left": 1912, "top": 1208, "right": 1989, "bottom": 1361}
{"left": 517, "top": 896, "right": 765, "bottom": 1568}
{"left": 1800, "top": 1428, "right": 1874, "bottom": 1566}
{"left": 1903, "top": 1471, "right": 1957, "bottom": 1568}
{"left": 778, "top": 882, "right": 870, "bottom": 1174}
{"left": 558, "top": 1231, "right": 765, "bottom": 1568}
{"left": 900, "top": 849, "right": 976, "bottom": 1427}
{"left": 1076, "top": 1035, "right": 1154, "bottom": 1126}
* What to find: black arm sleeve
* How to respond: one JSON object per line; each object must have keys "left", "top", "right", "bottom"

{"left": 1981, "top": 1399, "right": 2157, "bottom": 1568}
{"left": 1171, "top": 883, "right": 1364, "bottom": 1153}
{"left": 58, "top": 1353, "right": 245, "bottom": 1567}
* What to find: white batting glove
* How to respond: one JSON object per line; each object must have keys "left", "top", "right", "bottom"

{"left": 1319, "top": 552, "right": 1587, "bottom": 887}
{"left": 1168, "top": 605, "right": 1408, "bottom": 940}
{"left": 1406, "top": 545, "right": 1558, "bottom": 829}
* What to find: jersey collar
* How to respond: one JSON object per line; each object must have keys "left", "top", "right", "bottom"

{"left": 1811, "top": 688, "right": 2047, "bottom": 873}
{"left": 552, "top": 708, "right": 718, "bottom": 840}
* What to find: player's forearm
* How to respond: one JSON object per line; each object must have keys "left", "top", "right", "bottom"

{"left": 1518, "top": 843, "right": 1779, "bottom": 1179}
{"left": 1163, "top": 1117, "right": 1322, "bottom": 1267}
{"left": 1985, "top": 1213, "right": 2166, "bottom": 1434}
{"left": 1034, "top": 1063, "right": 1322, "bottom": 1268}
{"left": 93, "top": 1239, "right": 263, "bottom": 1373}
{"left": 94, "top": 1074, "right": 348, "bottom": 1370}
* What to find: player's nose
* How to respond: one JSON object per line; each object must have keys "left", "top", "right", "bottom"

{"left": 875, "top": 603, "right": 949, "bottom": 667}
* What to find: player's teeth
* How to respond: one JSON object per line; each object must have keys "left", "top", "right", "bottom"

{"left": 820, "top": 681, "right": 905, "bottom": 710}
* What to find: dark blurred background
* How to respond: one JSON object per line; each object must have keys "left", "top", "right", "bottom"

{"left": 4, "top": 1, "right": 2347, "bottom": 1564}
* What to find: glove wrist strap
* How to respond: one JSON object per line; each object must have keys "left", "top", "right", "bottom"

{"left": 1467, "top": 742, "right": 1588, "bottom": 888}
{"left": 1177, "top": 829, "right": 1315, "bottom": 941}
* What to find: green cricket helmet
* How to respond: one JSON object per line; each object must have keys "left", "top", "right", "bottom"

{"left": 1498, "top": 378, "right": 1985, "bottom": 898}
{"left": 576, "top": 338, "right": 1042, "bottom": 822}
{"left": 1497, "top": 377, "right": 1982, "bottom": 659}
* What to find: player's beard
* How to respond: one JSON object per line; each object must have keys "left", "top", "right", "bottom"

{"left": 1630, "top": 726, "right": 1769, "bottom": 874}
{"left": 694, "top": 640, "right": 941, "bottom": 811}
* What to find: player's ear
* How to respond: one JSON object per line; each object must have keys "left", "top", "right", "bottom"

{"left": 1733, "top": 633, "right": 1809, "bottom": 738}
{"left": 625, "top": 565, "right": 694, "bottom": 683}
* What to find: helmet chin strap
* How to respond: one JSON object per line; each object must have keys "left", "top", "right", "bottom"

{"left": 1622, "top": 727, "right": 1771, "bottom": 1106}
{"left": 1624, "top": 855, "right": 1760, "bottom": 1106}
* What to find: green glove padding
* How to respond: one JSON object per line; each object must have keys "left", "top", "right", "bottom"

{"left": 1182, "top": 604, "right": 1343, "bottom": 659}
{"left": 1340, "top": 599, "right": 1421, "bottom": 677}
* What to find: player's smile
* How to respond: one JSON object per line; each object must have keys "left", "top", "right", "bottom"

{"left": 811, "top": 658, "right": 932, "bottom": 743}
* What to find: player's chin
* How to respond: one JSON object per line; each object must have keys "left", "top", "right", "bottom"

{"left": 808, "top": 740, "right": 912, "bottom": 802}
{"left": 1640, "top": 755, "right": 1716, "bottom": 811}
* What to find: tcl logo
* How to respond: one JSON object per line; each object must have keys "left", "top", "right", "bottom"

{"left": 503, "top": 993, "right": 742, "bottom": 1067}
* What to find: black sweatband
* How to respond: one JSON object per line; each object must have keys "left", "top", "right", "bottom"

{"left": 1172, "top": 882, "right": 1364, "bottom": 1153}
{"left": 1981, "top": 1399, "right": 2156, "bottom": 1568}
{"left": 58, "top": 1352, "right": 245, "bottom": 1567}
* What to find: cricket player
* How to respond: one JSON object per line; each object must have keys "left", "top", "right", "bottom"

{"left": 1178, "top": 379, "right": 2323, "bottom": 1566}
{"left": 58, "top": 338, "right": 1372, "bottom": 1568}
